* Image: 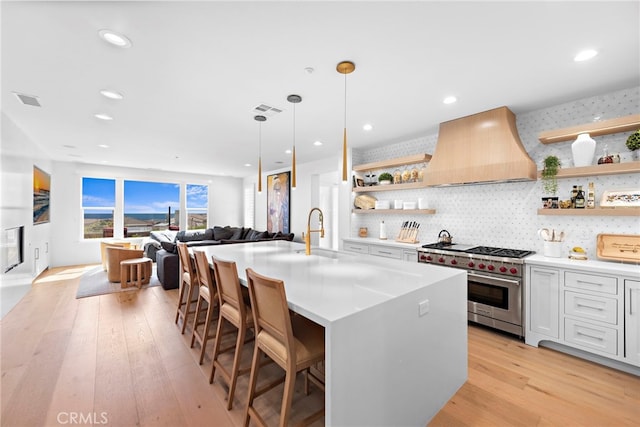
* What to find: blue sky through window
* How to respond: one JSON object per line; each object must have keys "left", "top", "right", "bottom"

{"left": 124, "top": 181, "right": 179, "bottom": 213}
{"left": 187, "top": 184, "right": 208, "bottom": 209}
{"left": 82, "top": 178, "right": 115, "bottom": 208}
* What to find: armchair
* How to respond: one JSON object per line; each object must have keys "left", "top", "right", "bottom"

{"left": 105, "top": 246, "right": 145, "bottom": 283}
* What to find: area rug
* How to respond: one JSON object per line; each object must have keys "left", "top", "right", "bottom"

{"left": 76, "top": 264, "right": 161, "bottom": 299}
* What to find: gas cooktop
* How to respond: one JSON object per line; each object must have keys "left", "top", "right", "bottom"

{"left": 420, "top": 243, "right": 533, "bottom": 259}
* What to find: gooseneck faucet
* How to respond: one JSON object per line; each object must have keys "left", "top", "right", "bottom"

{"left": 304, "top": 207, "right": 325, "bottom": 255}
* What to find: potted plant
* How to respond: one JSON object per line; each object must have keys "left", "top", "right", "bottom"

{"left": 626, "top": 130, "right": 640, "bottom": 160}
{"left": 541, "top": 155, "right": 561, "bottom": 208}
{"left": 378, "top": 172, "right": 393, "bottom": 185}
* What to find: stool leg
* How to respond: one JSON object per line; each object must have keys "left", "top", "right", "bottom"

{"left": 135, "top": 263, "right": 142, "bottom": 288}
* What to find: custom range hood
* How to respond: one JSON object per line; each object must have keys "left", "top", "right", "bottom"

{"left": 424, "top": 106, "right": 537, "bottom": 186}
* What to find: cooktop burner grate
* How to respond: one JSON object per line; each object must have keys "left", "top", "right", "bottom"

{"left": 465, "top": 246, "right": 533, "bottom": 258}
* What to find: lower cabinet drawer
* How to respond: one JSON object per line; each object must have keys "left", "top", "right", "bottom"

{"left": 565, "top": 271, "right": 617, "bottom": 295}
{"left": 564, "top": 291, "right": 617, "bottom": 325}
{"left": 369, "top": 245, "right": 403, "bottom": 259}
{"left": 343, "top": 242, "right": 369, "bottom": 254}
{"left": 564, "top": 318, "right": 618, "bottom": 355}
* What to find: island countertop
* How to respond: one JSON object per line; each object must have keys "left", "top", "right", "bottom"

{"left": 195, "top": 240, "right": 464, "bottom": 326}
{"left": 194, "top": 240, "right": 468, "bottom": 426}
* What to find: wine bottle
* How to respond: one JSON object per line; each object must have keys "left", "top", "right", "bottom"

{"left": 575, "top": 185, "right": 585, "bottom": 209}
{"left": 587, "top": 182, "right": 595, "bottom": 209}
{"left": 571, "top": 185, "right": 578, "bottom": 209}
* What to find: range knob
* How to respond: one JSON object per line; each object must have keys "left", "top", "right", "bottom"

{"left": 426, "top": 255, "right": 432, "bottom": 261}
{"left": 487, "top": 265, "right": 495, "bottom": 271}
{"left": 510, "top": 267, "right": 518, "bottom": 275}
{"left": 468, "top": 261, "right": 475, "bottom": 268}
{"left": 438, "top": 257, "right": 445, "bottom": 263}
{"left": 499, "top": 266, "right": 507, "bottom": 273}
{"left": 478, "top": 263, "right": 486, "bottom": 269}
{"left": 450, "top": 259, "right": 458, "bottom": 265}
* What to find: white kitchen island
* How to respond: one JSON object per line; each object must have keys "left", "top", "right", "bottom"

{"left": 196, "top": 240, "right": 467, "bottom": 426}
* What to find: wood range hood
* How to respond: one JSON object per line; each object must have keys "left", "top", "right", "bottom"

{"left": 424, "top": 106, "right": 537, "bottom": 186}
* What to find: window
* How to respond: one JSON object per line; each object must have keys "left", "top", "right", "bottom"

{"left": 82, "top": 178, "right": 115, "bottom": 239}
{"left": 124, "top": 180, "right": 179, "bottom": 237}
{"left": 186, "top": 184, "right": 208, "bottom": 230}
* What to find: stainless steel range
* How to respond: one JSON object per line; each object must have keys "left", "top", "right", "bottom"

{"left": 417, "top": 242, "right": 534, "bottom": 337}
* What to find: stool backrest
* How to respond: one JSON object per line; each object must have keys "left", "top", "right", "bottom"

{"left": 212, "top": 257, "right": 246, "bottom": 317}
{"left": 245, "top": 268, "right": 295, "bottom": 364}
{"left": 193, "top": 250, "right": 216, "bottom": 301}
{"left": 177, "top": 242, "right": 197, "bottom": 285}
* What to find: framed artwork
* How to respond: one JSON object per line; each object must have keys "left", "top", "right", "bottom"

{"left": 33, "top": 165, "right": 51, "bottom": 225}
{"left": 267, "top": 171, "right": 290, "bottom": 234}
{"left": 352, "top": 174, "right": 365, "bottom": 188}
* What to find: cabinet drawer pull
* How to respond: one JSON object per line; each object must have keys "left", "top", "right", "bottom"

{"left": 576, "top": 279, "right": 602, "bottom": 286}
{"left": 631, "top": 288, "right": 634, "bottom": 315}
{"left": 576, "top": 303, "right": 604, "bottom": 311}
{"left": 576, "top": 331, "right": 604, "bottom": 340}
{"left": 378, "top": 250, "right": 393, "bottom": 255}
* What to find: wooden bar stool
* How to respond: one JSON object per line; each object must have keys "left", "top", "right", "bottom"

{"left": 190, "top": 250, "right": 219, "bottom": 365}
{"left": 120, "top": 257, "right": 152, "bottom": 288}
{"left": 175, "top": 242, "right": 199, "bottom": 334}
{"left": 244, "top": 268, "right": 325, "bottom": 427}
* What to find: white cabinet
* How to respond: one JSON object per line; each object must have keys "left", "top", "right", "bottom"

{"left": 528, "top": 266, "right": 560, "bottom": 339}
{"left": 626, "top": 280, "right": 640, "bottom": 365}
{"left": 342, "top": 238, "right": 419, "bottom": 263}
{"left": 525, "top": 257, "right": 639, "bottom": 371}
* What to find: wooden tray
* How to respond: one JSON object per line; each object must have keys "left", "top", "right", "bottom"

{"left": 596, "top": 234, "right": 640, "bottom": 263}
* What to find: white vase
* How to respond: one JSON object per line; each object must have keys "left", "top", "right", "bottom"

{"left": 572, "top": 133, "right": 596, "bottom": 167}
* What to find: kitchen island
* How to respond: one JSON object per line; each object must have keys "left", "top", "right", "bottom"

{"left": 196, "top": 240, "right": 467, "bottom": 426}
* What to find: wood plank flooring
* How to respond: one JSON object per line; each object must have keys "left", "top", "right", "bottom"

{"left": 1, "top": 265, "right": 639, "bottom": 426}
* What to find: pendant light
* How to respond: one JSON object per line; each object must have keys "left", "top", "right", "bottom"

{"left": 255, "top": 115, "right": 266, "bottom": 193}
{"left": 337, "top": 60, "right": 355, "bottom": 182}
{"left": 287, "top": 94, "right": 302, "bottom": 189}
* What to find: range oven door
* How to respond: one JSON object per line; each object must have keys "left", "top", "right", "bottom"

{"left": 467, "top": 271, "right": 522, "bottom": 336}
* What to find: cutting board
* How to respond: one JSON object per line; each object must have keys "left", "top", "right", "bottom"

{"left": 596, "top": 234, "right": 640, "bottom": 263}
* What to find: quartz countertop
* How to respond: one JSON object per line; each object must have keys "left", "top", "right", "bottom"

{"left": 526, "top": 253, "right": 640, "bottom": 276}
{"left": 343, "top": 236, "right": 423, "bottom": 249}
{"left": 196, "top": 240, "right": 464, "bottom": 327}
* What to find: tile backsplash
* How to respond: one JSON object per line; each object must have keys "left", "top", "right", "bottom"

{"left": 351, "top": 86, "right": 640, "bottom": 260}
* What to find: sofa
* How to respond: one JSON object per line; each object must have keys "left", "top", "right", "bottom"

{"left": 147, "top": 226, "right": 294, "bottom": 290}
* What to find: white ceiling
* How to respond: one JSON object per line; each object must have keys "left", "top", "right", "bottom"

{"left": 2, "top": 1, "right": 639, "bottom": 178}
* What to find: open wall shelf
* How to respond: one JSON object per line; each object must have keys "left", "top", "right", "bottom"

{"left": 537, "top": 207, "right": 640, "bottom": 217}
{"left": 538, "top": 114, "right": 640, "bottom": 144}
{"left": 537, "top": 161, "right": 640, "bottom": 179}
{"left": 352, "top": 209, "right": 436, "bottom": 215}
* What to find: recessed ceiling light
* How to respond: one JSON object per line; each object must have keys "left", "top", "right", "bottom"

{"left": 443, "top": 96, "right": 457, "bottom": 104}
{"left": 285, "top": 149, "right": 292, "bottom": 154}
{"left": 94, "top": 113, "right": 113, "bottom": 120}
{"left": 98, "top": 29, "right": 132, "bottom": 48}
{"left": 244, "top": 163, "right": 252, "bottom": 167}
{"left": 98, "top": 144, "right": 109, "bottom": 148}
{"left": 363, "top": 124, "right": 373, "bottom": 131}
{"left": 574, "top": 49, "right": 598, "bottom": 62}
{"left": 100, "top": 89, "right": 124, "bottom": 100}
{"left": 313, "top": 141, "right": 323, "bottom": 146}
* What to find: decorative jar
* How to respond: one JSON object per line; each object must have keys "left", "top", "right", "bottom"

{"left": 572, "top": 133, "right": 596, "bottom": 167}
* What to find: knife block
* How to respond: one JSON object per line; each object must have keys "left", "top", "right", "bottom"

{"left": 396, "top": 236, "right": 419, "bottom": 244}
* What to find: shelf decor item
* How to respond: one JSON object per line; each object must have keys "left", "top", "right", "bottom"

{"left": 599, "top": 188, "right": 640, "bottom": 207}
{"left": 378, "top": 172, "right": 393, "bottom": 185}
{"left": 572, "top": 132, "right": 596, "bottom": 167}
{"left": 541, "top": 155, "right": 561, "bottom": 196}
{"left": 626, "top": 129, "right": 640, "bottom": 160}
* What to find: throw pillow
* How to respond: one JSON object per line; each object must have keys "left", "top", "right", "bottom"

{"left": 230, "top": 227, "right": 244, "bottom": 240}
{"left": 213, "top": 226, "right": 234, "bottom": 241}
{"left": 161, "top": 241, "right": 177, "bottom": 253}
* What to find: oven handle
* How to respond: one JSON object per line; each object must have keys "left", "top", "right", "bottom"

{"left": 468, "top": 271, "right": 520, "bottom": 287}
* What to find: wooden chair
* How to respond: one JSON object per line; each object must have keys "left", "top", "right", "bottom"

{"left": 244, "top": 268, "right": 325, "bottom": 427}
{"left": 209, "top": 256, "right": 255, "bottom": 410}
{"left": 175, "top": 242, "right": 199, "bottom": 334}
{"left": 190, "top": 250, "right": 219, "bottom": 364}
{"left": 105, "top": 246, "right": 144, "bottom": 283}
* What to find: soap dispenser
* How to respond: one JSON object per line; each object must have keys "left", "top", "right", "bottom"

{"left": 379, "top": 220, "right": 387, "bottom": 240}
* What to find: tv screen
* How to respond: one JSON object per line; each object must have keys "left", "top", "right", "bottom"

{"left": 2, "top": 226, "right": 24, "bottom": 273}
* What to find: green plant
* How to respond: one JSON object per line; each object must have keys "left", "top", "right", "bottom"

{"left": 541, "top": 155, "right": 561, "bottom": 195}
{"left": 378, "top": 172, "right": 393, "bottom": 182}
{"left": 626, "top": 130, "right": 640, "bottom": 151}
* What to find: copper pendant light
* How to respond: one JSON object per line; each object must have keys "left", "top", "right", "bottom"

{"left": 287, "top": 94, "right": 302, "bottom": 189}
{"left": 255, "top": 115, "right": 266, "bottom": 193}
{"left": 337, "top": 61, "right": 355, "bottom": 182}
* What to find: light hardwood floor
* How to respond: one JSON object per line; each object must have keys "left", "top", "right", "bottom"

{"left": 1, "top": 265, "right": 639, "bottom": 426}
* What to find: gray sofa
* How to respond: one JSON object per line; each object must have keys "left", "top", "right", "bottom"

{"left": 147, "top": 226, "right": 294, "bottom": 290}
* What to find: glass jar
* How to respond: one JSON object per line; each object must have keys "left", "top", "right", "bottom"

{"left": 410, "top": 166, "right": 419, "bottom": 182}
{"left": 401, "top": 167, "right": 411, "bottom": 183}
{"left": 393, "top": 169, "right": 402, "bottom": 184}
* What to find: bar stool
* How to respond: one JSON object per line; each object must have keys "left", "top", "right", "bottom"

{"left": 190, "top": 250, "right": 219, "bottom": 365}
{"left": 244, "top": 268, "right": 325, "bottom": 427}
{"left": 175, "top": 242, "right": 199, "bottom": 334}
{"left": 209, "top": 256, "right": 255, "bottom": 410}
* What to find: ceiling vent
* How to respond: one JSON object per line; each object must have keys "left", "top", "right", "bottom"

{"left": 253, "top": 103, "right": 282, "bottom": 117}
{"left": 13, "top": 92, "right": 41, "bottom": 107}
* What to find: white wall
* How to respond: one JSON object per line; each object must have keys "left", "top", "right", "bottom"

{"left": 50, "top": 161, "right": 243, "bottom": 267}
{"left": 350, "top": 86, "right": 640, "bottom": 260}
{"left": 1, "top": 113, "right": 52, "bottom": 284}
